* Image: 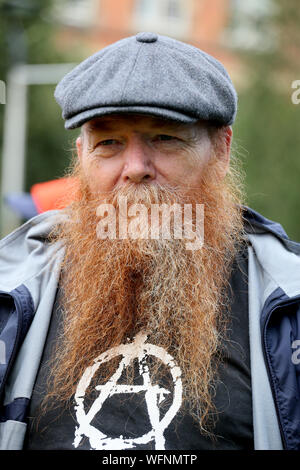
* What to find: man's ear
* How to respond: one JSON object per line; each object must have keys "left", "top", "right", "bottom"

{"left": 76, "top": 135, "right": 83, "bottom": 163}
{"left": 225, "top": 126, "right": 233, "bottom": 155}
{"left": 218, "top": 126, "right": 232, "bottom": 180}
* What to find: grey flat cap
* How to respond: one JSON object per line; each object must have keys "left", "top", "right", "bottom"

{"left": 55, "top": 32, "right": 237, "bottom": 129}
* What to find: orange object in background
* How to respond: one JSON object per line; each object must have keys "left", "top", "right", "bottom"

{"left": 30, "top": 177, "right": 79, "bottom": 213}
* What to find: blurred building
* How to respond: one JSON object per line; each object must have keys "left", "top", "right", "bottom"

{"left": 52, "top": 0, "right": 275, "bottom": 84}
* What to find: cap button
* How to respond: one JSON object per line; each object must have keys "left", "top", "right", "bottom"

{"left": 136, "top": 32, "right": 158, "bottom": 43}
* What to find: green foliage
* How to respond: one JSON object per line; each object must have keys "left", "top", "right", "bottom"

{"left": 234, "top": 80, "right": 300, "bottom": 241}
{"left": 0, "top": 0, "right": 84, "bottom": 190}
{"left": 232, "top": 0, "right": 300, "bottom": 241}
{"left": 26, "top": 84, "right": 79, "bottom": 188}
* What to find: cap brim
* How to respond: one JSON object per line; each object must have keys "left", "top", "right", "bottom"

{"left": 64, "top": 105, "right": 198, "bottom": 129}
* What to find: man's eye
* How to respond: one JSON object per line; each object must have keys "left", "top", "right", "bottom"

{"left": 97, "top": 139, "right": 118, "bottom": 146}
{"left": 155, "top": 135, "right": 176, "bottom": 141}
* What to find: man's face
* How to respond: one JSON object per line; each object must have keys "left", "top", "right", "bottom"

{"left": 76, "top": 114, "right": 231, "bottom": 194}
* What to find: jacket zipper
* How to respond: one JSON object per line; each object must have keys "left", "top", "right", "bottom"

{"left": 262, "top": 296, "right": 300, "bottom": 450}
{"left": 0, "top": 293, "right": 23, "bottom": 402}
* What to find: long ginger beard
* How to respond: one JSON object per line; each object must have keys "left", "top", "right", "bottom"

{"left": 44, "top": 135, "right": 245, "bottom": 434}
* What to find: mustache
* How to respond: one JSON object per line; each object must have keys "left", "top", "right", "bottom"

{"left": 89, "top": 182, "right": 205, "bottom": 251}
{"left": 81, "top": 179, "right": 191, "bottom": 206}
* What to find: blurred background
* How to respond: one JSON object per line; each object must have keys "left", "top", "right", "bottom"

{"left": 0, "top": 0, "right": 299, "bottom": 238}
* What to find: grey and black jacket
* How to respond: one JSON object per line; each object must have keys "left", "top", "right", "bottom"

{"left": 0, "top": 207, "right": 300, "bottom": 450}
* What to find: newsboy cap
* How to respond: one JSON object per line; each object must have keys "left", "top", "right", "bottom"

{"left": 55, "top": 32, "right": 237, "bottom": 129}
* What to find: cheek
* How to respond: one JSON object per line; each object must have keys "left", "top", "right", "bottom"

{"left": 184, "top": 140, "right": 214, "bottom": 182}
{"left": 155, "top": 142, "right": 213, "bottom": 185}
{"left": 81, "top": 157, "right": 121, "bottom": 193}
{"left": 186, "top": 149, "right": 211, "bottom": 183}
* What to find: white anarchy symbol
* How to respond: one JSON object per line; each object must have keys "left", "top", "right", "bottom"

{"left": 73, "top": 332, "right": 183, "bottom": 450}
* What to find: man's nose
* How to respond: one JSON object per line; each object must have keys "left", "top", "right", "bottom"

{"left": 121, "top": 137, "right": 156, "bottom": 184}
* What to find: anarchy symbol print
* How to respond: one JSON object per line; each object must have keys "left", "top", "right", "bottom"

{"left": 73, "top": 332, "right": 183, "bottom": 450}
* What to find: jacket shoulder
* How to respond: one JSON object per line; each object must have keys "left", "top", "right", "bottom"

{"left": 0, "top": 210, "right": 66, "bottom": 291}
{"left": 242, "top": 205, "right": 300, "bottom": 256}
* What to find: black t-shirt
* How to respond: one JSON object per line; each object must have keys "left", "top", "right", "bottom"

{"left": 23, "top": 246, "right": 253, "bottom": 450}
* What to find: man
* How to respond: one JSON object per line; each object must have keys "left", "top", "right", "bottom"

{"left": 0, "top": 32, "right": 300, "bottom": 451}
